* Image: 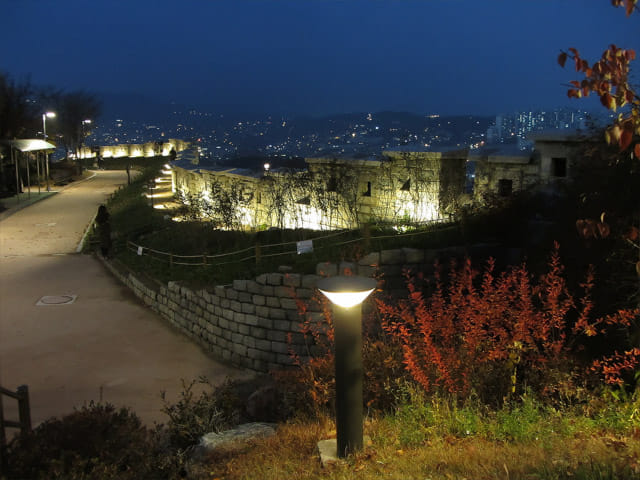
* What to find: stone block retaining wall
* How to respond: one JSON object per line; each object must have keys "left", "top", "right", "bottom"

{"left": 104, "top": 244, "right": 509, "bottom": 372}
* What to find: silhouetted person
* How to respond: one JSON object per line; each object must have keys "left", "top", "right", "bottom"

{"left": 96, "top": 205, "right": 112, "bottom": 258}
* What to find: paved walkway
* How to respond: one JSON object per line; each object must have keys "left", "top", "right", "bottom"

{"left": 0, "top": 171, "right": 249, "bottom": 428}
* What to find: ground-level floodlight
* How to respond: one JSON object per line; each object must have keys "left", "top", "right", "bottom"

{"left": 317, "top": 275, "right": 376, "bottom": 458}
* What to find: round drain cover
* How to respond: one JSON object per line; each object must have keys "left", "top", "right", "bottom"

{"left": 37, "top": 295, "right": 77, "bottom": 306}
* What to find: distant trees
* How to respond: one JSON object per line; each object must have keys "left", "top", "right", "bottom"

{"left": 0, "top": 72, "right": 38, "bottom": 139}
{"left": 0, "top": 71, "right": 101, "bottom": 158}
{"left": 54, "top": 90, "right": 101, "bottom": 157}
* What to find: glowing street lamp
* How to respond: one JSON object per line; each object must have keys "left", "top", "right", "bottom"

{"left": 80, "top": 119, "right": 92, "bottom": 159}
{"left": 42, "top": 111, "right": 56, "bottom": 140}
{"left": 317, "top": 275, "right": 376, "bottom": 458}
{"left": 42, "top": 112, "right": 56, "bottom": 191}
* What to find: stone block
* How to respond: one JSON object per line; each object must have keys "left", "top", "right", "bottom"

{"left": 227, "top": 289, "right": 239, "bottom": 301}
{"left": 316, "top": 262, "right": 337, "bottom": 277}
{"left": 261, "top": 285, "right": 274, "bottom": 296}
{"left": 358, "top": 251, "right": 380, "bottom": 266}
{"left": 257, "top": 317, "right": 273, "bottom": 329}
{"left": 279, "top": 298, "right": 297, "bottom": 310}
{"left": 276, "top": 354, "right": 294, "bottom": 365}
{"left": 230, "top": 300, "right": 242, "bottom": 312}
{"left": 271, "top": 341, "right": 290, "bottom": 355}
{"left": 381, "top": 248, "right": 405, "bottom": 264}
{"left": 255, "top": 339, "right": 272, "bottom": 352}
{"left": 215, "top": 285, "right": 226, "bottom": 297}
{"left": 294, "top": 288, "right": 313, "bottom": 299}
{"left": 266, "top": 296, "right": 280, "bottom": 308}
{"left": 285, "top": 309, "right": 303, "bottom": 321}
{"left": 221, "top": 298, "right": 230, "bottom": 309}
{"left": 268, "top": 331, "right": 288, "bottom": 343}
{"left": 301, "top": 274, "right": 321, "bottom": 289}
{"left": 243, "top": 314, "right": 258, "bottom": 326}
{"left": 274, "top": 286, "right": 293, "bottom": 298}
{"left": 357, "top": 265, "right": 377, "bottom": 277}
{"left": 233, "top": 279, "right": 247, "bottom": 291}
{"left": 247, "top": 280, "right": 262, "bottom": 294}
{"left": 232, "top": 332, "right": 244, "bottom": 344}
{"left": 339, "top": 261, "right": 357, "bottom": 275}
{"left": 243, "top": 336, "right": 256, "bottom": 348}
{"left": 238, "top": 324, "right": 250, "bottom": 335}
{"left": 403, "top": 247, "right": 425, "bottom": 264}
{"left": 219, "top": 318, "right": 229, "bottom": 330}
{"left": 282, "top": 273, "right": 301, "bottom": 288}
{"left": 256, "top": 273, "right": 268, "bottom": 285}
{"left": 267, "top": 273, "right": 283, "bottom": 286}
{"left": 233, "top": 312, "right": 245, "bottom": 324}
{"left": 255, "top": 305, "right": 269, "bottom": 317}
{"left": 223, "top": 309, "right": 234, "bottom": 321}
{"left": 241, "top": 303, "right": 255, "bottom": 314}
{"left": 253, "top": 359, "right": 268, "bottom": 372}
{"left": 269, "top": 308, "right": 286, "bottom": 320}
{"left": 273, "top": 320, "right": 291, "bottom": 331}
{"left": 253, "top": 295, "right": 266, "bottom": 306}
{"left": 250, "top": 326, "right": 268, "bottom": 339}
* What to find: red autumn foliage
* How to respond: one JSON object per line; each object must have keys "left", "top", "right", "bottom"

{"left": 558, "top": 2, "right": 639, "bottom": 156}
{"left": 378, "top": 244, "right": 640, "bottom": 398}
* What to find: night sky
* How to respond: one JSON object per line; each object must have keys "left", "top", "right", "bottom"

{"left": 2, "top": 1, "right": 638, "bottom": 117}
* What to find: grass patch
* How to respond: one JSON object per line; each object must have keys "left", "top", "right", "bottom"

{"left": 199, "top": 405, "right": 640, "bottom": 480}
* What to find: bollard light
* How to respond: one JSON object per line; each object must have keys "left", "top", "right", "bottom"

{"left": 317, "top": 275, "right": 376, "bottom": 458}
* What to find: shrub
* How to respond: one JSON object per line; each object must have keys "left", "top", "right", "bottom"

{"left": 377, "top": 244, "right": 639, "bottom": 403}
{"left": 4, "top": 402, "right": 171, "bottom": 480}
{"left": 160, "top": 377, "right": 243, "bottom": 451}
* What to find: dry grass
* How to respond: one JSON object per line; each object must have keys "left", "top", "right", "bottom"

{"left": 192, "top": 416, "right": 640, "bottom": 480}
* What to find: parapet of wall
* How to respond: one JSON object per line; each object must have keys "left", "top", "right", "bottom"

{"left": 103, "top": 243, "right": 508, "bottom": 372}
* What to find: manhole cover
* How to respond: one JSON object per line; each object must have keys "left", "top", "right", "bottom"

{"left": 36, "top": 295, "right": 77, "bottom": 306}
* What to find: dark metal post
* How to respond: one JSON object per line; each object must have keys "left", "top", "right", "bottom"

{"left": 17, "top": 385, "right": 31, "bottom": 434}
{"left": 333, "top": 304, "right": 363, "bottom": 457}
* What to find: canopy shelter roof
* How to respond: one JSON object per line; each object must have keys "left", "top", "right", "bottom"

{"left": 3, "top": 139, "right": 56, "bottom": 152}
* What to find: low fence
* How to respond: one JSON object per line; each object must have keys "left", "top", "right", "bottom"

{"left": 123, "top": 218, "right": 456, "bottom": 269}
{"left": 0, "top": 385, "right": 31, "bottom": 469}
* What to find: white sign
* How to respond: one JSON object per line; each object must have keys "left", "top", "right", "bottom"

{"left": 137, "top": 246, "right": 144, "bottom": 256}
{"left": 296, "top": 240, "right": 313, "bottom": 255}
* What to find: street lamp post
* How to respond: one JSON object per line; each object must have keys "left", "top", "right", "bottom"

{"left": 80, "top": 119, "right": 92, "bottom": 160}
{"left": 42, "top": 112, "right": 56, "bottom": 191}
{"left": 317, "top": 276, "right": 377, "bottom": 458}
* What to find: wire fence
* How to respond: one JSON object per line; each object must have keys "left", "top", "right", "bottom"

{"left": 123, "top": 217, "right": 456, "bottom": 269}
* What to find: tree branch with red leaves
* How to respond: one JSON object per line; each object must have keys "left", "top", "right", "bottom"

{"left": 558, "top": 2, "right": 639, "bottom": 157}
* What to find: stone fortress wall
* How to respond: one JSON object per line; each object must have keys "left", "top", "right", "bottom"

{"left": 76, "top": 139, "right": 191, "bottom": 159}
{"left": 103, "top": 244, "right": 506, "bottom": 372}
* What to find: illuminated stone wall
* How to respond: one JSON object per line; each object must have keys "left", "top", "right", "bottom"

{"left": 171, "top": 148, "right": 469, "bottom": 230}
{"left": 77, "top": 139, "right": 189, "bottom": 159}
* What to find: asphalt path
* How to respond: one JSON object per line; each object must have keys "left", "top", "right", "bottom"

{"left": 0, "top": 170, "right": 247, "bottom": 428}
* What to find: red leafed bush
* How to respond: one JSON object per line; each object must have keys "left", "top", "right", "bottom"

{"left": 378, "top": 244, "right": 640, "bottom": 401}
